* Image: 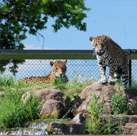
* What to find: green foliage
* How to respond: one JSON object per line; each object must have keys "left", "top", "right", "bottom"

{"left": 0, "top": 88, "right": 39, "bottom": 128}
{"left": 0, "top": 60, "right": 25, "bottom": 75}
{"left": 0, "top": 76, "right": 33, "bottom": 90}
{"left": 129, "top": 78, "right": 137, "bottom": 96}
{"left": 0, "top": 0, "right": 90, "bottom": 73}
{"left": 102, "top": 117, "right": 118, "bottom": 134}
{"left": 0, "top": 76, "right": 14, "bottom": 87}
{"left": 85, "top": 94, "right": 103, "bottom": 134}
{"left": 53, "top": 77, "right": 64, "bottom": 85}
{"left": 111, "top": 93, "right": 129, "bottom": 115}
{"left": 51, "top": 77, "right": 89, "bottom": 96}
{"left": 88, "top": 94, "right": 103, "bottom": 118}
{"left": 85, "top": 94, "right": 122, "bottom": 135}
{"left": 52, "top": 77, "right": 66, "bottom": 90}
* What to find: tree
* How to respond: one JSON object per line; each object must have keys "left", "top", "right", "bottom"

{"left": 0, "top": 0, "right": 90, "bottom": 74}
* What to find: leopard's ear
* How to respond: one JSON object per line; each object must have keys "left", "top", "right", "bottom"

{"left": 64, "top": 60, "right": 67, "bottom": 64}
{"left": 89, "top": 36, "right": 94, "bottom": 41}
{"left": 50, "top": 61, "right": 54, "bottom": 66}
{"left": 103, "top": 36, "right": 107, "bottom": 43}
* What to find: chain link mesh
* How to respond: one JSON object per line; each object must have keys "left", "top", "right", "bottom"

{"left": 1, "top": 59, "right": 137, "bottom": 83}
{"left": 132, "top": 60, "right": 137, "bottom": 81}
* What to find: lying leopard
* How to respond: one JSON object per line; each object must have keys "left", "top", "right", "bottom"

{"left": 17, "top": 60, "right": 68, "bottom": 84}
{"left": 89, "top": 35, "right": 128, "bottom": 87}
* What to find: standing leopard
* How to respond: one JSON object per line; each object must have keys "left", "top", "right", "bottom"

{"left": 89, "top": 35, "right": 128, "bottom": 87}
{"left": 17, "top": 60, "right": 68, "bottom": 84}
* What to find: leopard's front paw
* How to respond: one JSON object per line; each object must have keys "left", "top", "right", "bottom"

{"left": 98, "top": 79, "right": 107, "bottom": 85}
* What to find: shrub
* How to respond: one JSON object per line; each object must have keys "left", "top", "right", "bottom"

{"left": 85, "top": 94, "right": 103, "bottom": 134}
{"left": 111, "top": 93, "right": 129, "bottom": 115}
{"left": 0, "top": 88, "right": 39, "bottom": 128}
{"left": 102, "top": 117, "right": 119, "bottom": 134}
{"left": 0, "top": 76, "right": 14, "bottom": 87}
{"left": 85, "top": 94, "right": 122, "bottom": 135}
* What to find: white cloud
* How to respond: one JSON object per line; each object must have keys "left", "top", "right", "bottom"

{"left": 24, "top": 44, "right": 55, "bottom": 50}
{"left": 24, "top": 44, "right": 42, "bottom": 49}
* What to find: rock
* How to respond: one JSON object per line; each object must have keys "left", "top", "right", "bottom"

{"left": 123, "top": 123, "right": 137, "bottom": 134}
{"left": 22, "top": 88, "right": 65, "bottom": 119}
{"left": 72, "top": 112, "right": 85, "bottom": 124}
{"left": 46, "top": 122, "right": 85, "bottom": 135}
{"left": 22, "top": 88, "right": 64, "bottom": 103}
{"left": 101, "top": 115, "right": 137, "bottom": 125}
{"left": 128, "top": 96, "right": 137, "bottom": 114}
{"left": 72, "top": 82, "right": 127, "bottom": 115}
{"left": 40, "top": 99, "right": 64, "bottom": 119}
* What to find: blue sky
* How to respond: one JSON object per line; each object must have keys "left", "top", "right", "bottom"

{"left": 23, "top": 0, "right": 137, "bottom": 50}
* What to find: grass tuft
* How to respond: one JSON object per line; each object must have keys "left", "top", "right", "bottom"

{"left": 0, "top": 86, "right": 39, "bottom": 128}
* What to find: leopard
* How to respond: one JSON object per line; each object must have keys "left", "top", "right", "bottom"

{"left": 89, "top": 35, "right": 128, "bottom": 87}
{"left": 17, "top": 60, "right": 68, "bottom": 84}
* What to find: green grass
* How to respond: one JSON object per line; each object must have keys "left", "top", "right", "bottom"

{"left": 85, "top": 94, "right": 103, "bottom": 134}
{"left": 0, "top": 76, "right": 14, "bottom": 87}
{"left": 0, "top": 77, "right": 40, "bottom": 128}
{"left": 0, "top": 90, "right": 39, "bottom": 128}
{"left": 0, "top": 76, "right": 90, "bottom": 95}
{"left": 16, "top": 77, "right": 91, "bottom": 96}
{"left": 111, "top": 92, "right": 129, "bottom": 115}
{"left": 52, "top": 77, "right": 91, "bottom": 96}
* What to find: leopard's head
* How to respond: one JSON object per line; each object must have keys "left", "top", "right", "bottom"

{"left": 50, "top": 60, "right": 67, "bottom": 79}
{"left": 89, "top": 35, "right": 107, "bottom": 56}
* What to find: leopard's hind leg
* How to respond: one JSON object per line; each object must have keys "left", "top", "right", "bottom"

{"left": 114, "top": 66, "right": 122, "bottom": 82}
{"left": 121, "top": 66, "right": 129, "bottom": 88}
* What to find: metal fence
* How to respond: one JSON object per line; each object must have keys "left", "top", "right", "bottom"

{"left": 0, "top": 49, "right": 137, "bottom": 86}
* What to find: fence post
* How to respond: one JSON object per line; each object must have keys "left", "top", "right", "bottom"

{"left": 129, "top": 59, "right": 132, "bottom": 88}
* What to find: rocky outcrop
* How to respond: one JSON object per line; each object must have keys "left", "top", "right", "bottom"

{"left": 22, "top": 88, "right": 65, "bottom": 119}
{"left": 20, "top": 82, "right": 137, "bottom": 135}
{"left": 72, "top": 82, "right": 127, "bottom": 115}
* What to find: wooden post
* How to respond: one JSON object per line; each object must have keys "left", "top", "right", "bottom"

{"left": 129, "top": 59, "right": 132, "bottom": 88}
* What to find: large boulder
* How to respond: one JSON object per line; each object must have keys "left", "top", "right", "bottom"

{"left": 46, "top": 122, "right": 85, "bottom": 135}
{"left": 46, "top": 112, "right": 86, "bottom": 135}
{"left": 22, "top": 88, "right": 65, "bottom": 119}
{"left": 72, "top": 82, "right": 127, "bottom": 115}
{"left": 40, "top": 99, "right": 64, "bottom": 118}
{"left": 22, "top": 88, "right": 64, "bottom": 103}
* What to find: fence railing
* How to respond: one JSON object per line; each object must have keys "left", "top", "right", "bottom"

{"left": 0, "top": 49, "right": 137, "bottom": 87}
{"left": 0, "top": 49, "right": 137, "bottom": 60}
